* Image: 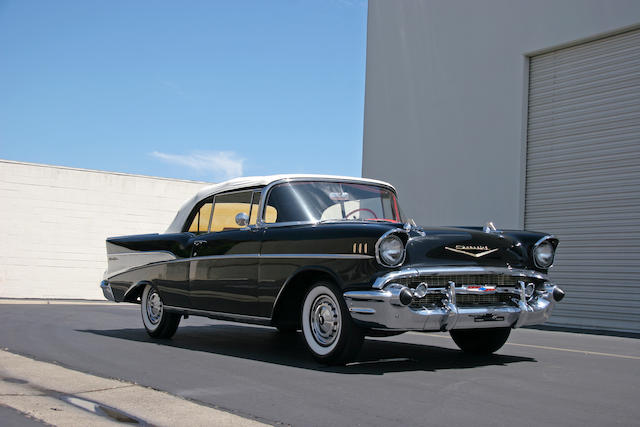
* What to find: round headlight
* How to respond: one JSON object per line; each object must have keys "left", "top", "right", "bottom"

{"left": 533, "top": 240, "right": 555, "bottom": 268}
{"left": 377, "top": 234, "right": 405, "bottom": 267}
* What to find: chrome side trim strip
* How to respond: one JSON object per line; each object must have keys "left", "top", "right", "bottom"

{"left": 372, "top": 266, "right": 550, "bottom": 289}
{"left": 184, "top": 253, "right": 374, "bottom": 261}
{"left": 172, "top": 253, "right": 373, "bottom": 263}
{"left": 108, "top": 251, "right": 178, "bottom": 258}
{"left": 105, "top": 251, "right": 178, "bottom": 279}
{"left": 349, "top": 307, "right": 376, "bottom": 315}
{"left": 163, "top": 306, "right": 271, "bottom": 326}
{"left": 261, "top": 253, "right": 374, "bottom": 259}
{"left": 179, "top": 253, "right": 260, "bottom": 261}
{"left": 106, "top": 252, "right": 373, "bottom": 279}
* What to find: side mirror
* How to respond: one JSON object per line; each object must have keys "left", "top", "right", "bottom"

{"left": 235, "top": 212, "right": 249, "bottom": 227}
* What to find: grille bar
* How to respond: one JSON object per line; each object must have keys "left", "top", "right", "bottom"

{"left": 409, "top": 292, "right": 516, "bottom": 309}
{"left": 396, "top": 274, "right": 522, "bottom": 288}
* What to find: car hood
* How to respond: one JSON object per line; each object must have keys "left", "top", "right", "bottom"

{"left": 404, "top": 227, "right": 528, "bottom": 269}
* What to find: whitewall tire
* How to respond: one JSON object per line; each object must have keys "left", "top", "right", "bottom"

{"left": 301, "top": 281, "right": 363, "bottom": 365}
{"left": 140, "top": 284, "right": 181, "bottom": 338}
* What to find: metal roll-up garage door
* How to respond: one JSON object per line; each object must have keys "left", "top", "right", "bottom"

{"left": 525, "top": 28, "right": 640, "bottom": 333}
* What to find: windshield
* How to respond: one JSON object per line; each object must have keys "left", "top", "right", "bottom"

{"left": 264, "top": 181, "right": 402, "bottom": 224}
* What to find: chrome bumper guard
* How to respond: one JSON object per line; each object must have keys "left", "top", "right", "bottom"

{"left": 344, "top": 267, "right": 563, "bottom": 331}
{"left": 100, "top": 280, "right": 115, "bottom": 301}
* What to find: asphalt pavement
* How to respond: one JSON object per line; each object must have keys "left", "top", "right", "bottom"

{"left": 0, "top": 301, "right": 638, "bottom": 426}
{"left": 0, "top": 404, "right": 47, "bottom": 427}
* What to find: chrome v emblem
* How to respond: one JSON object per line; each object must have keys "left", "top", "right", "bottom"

{"left": 445, "top": 246, "right": 499, "bottom": 258}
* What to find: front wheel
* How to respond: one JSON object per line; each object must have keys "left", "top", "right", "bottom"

{"left": 141, "top": 284, "right": 181, "bottom": 338}
{"left": 450, "top": 327, "right": 511, "bottom": 354}
{"left": 301, "top": 281, "right": 363, "bottom": 365}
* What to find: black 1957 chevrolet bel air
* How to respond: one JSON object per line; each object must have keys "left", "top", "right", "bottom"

{"left": 101, "top": 175, "right": 565, "bottom": 365}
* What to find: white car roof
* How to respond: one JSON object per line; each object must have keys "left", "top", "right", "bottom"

{"left": 165, "top": 174, "right": 395, "bottom": 233}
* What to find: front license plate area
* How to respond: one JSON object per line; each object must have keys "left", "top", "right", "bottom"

{"left": 473, "top": 313, "right": 505, "bottom": 322}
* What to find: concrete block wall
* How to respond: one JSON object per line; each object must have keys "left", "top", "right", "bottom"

{"left": 0, "top": 160, "right": 208, "bottom": 299}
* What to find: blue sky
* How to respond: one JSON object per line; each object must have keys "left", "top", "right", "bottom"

{"left": 0, "top": 0, "right": 368, "bottom": 182}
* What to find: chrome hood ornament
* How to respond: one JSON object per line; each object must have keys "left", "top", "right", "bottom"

{"left": 483, "top": 221, "right": 500, "bottom": 234}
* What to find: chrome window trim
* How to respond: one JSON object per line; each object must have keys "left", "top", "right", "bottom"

{"left": 256, "top": 177, "right": 399, "bottom": 228}
{"left": 183, "top": 188, "right": 264, "bottom": 233}
{"left": 372, "top": 266, "right": 551, "bottom": 289}
{"left": 208, "top": 188, "right": 256, "bottom": 233}
{"left": 248, "top": 190, "right": 262, "bottom": 226}
{"left": 207, "top": 197, "right": 214, "bottom": 232}
{"left": 260, "top": 220, "right": 319, "bottom": 229}
{"left": 374, "top": 228, "right": 408, "bottom": 267}
{"left": 532, "top": 234, "right": 557, "bottom": 269}
{"left": 183, "top": 196, "right": 215, "bottom": 234}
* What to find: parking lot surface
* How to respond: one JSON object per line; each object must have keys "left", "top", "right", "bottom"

{"left": 0, "top": 301, "right": 638, "bottom": 426}
{"left": 0, "top": 404, "right": 46, "bottom": 427}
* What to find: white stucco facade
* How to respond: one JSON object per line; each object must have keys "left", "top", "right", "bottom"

{"left": 362, "top": 0, "right": 640, "bottom": 228}
{"left": 0, "top": 160, "right": 208, "bottom": 299}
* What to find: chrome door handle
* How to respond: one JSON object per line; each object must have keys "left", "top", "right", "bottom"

{"left": 193, "top": 240, "right": 207, "bottom": 247}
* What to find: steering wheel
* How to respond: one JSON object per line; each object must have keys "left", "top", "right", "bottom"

{"left": 345, "top": 208, "right": 378, "bottom": 220}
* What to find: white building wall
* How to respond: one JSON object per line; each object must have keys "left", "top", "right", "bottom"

{"left": 362, "top": 0, "right": 640, "bottom": 229}
{"left": 0, "top": 160, "right": 208, "bottom": 299}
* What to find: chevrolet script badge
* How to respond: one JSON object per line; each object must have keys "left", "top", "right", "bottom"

{"left": 445, "top": 245, "right": 498, "bottom": 258}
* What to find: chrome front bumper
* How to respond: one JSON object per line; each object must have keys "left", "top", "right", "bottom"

{"left": 344, "top": 267, "right": 564, "bottom": 331}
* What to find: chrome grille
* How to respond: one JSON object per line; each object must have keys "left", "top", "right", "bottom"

{"left": 410, "top": 292, "right": 516, "bottom": 309}
{"left": 409, "top": 294, "right": 445, "bottom": 308}
{"left": 397, "top": 274, "right": 521, "bottom": 288}
{"left": 456, "top": 293, "right": 515, "bottom": 307}
{"left": 405, "top": 274, "right": 522, "bottom": 309}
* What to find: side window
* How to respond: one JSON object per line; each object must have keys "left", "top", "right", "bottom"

{"left": 211, "top": 191, "right": 253, "bottom": 232}
{"left": 264, "top": 204, "right": 278, "bottom": 223}
{"left": 187, "top": 198, "right": 213, "bottom": 234}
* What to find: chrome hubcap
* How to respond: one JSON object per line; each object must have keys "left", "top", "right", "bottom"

{"left": 146, "top": 290, "right": 163, "bottom": 325}
{"left": 310, "top": 295, "right": 340, "bottom": 346}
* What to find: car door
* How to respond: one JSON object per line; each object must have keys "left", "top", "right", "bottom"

{"left": 189, "top": 190, "right": 262, "bottom": 316}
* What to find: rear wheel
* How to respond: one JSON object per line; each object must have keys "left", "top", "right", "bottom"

{"left": 141, "top": 284, "right": 181, "bottom": 339}
{"left": 450, "top": 327, "right": 511, "bottom": 354}
{"left": 301, "top": 281, "right": 363, "bottom": 365}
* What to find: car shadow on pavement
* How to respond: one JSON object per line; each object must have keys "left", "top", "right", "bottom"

{"left": 80, "top": 324, "right": 536, "bottom": 375}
